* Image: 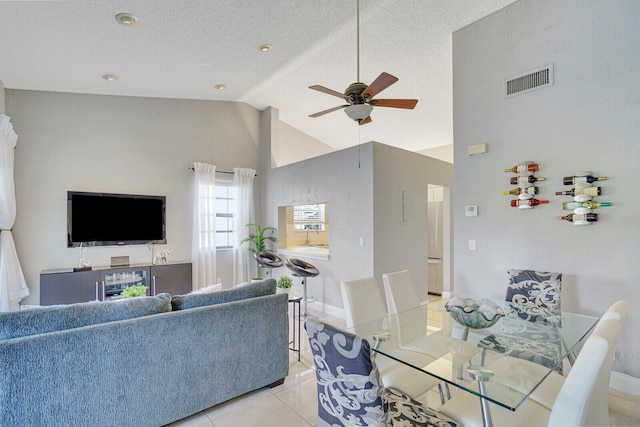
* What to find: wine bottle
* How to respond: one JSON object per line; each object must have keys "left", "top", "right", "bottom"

{"left": 503, "top": 187, "right": 539, "bottom": 195}
{"left": 555, "top": 186, "right": 602, "bottom": 197}
{"left": 504, "top": 163, "right": 538, "bottom": 173}
{"left": 510, "top": 199, "right": 549, "bottom": 207}
{"left": 510, "top": 175, "right": 545, "bottom": 185}
{"left": 563, "top": 175, "right": 607, "bottom": 185}
{"left": 562, "top": 201, "right": 611, "bottom": 210}
{"left": 556, "top": 213, "right": 598, "bottom": 222}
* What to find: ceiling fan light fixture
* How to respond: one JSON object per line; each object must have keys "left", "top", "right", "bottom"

{"left": 344, "top": 104, "right": 373, "bottom": 121}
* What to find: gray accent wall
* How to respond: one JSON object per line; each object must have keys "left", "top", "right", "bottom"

{"left": 263, "top": 135, "right": 453, "bottom": 314}
{"left": 7, "top": 90, "right": 262, "bottom": 304}
{"left": 452, "top": 0, "right": 639, "bottom": 377}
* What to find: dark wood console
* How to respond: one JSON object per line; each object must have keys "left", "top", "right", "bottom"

{"left": 40, "top": 262, "right": 192, "bottom": 305}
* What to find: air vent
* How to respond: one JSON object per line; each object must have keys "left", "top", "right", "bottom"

{"left": 506, "top": 64, "right": 553, "bottom": 98}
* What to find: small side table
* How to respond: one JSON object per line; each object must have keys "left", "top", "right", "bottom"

{"left": 288, "top": 294, "right": 303, "bottom": 361}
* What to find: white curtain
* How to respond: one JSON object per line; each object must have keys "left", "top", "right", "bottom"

{"left": 232, "top": 167, "right": 256, "bottom": 284}
{"left": 0, "top": 115, "right": 29, "bottom": 311}
{"left": 191, "top": 162, "right": 216, "bottom": 290}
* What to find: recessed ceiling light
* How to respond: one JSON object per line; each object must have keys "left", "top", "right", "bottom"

{"left": 115, "top": 13, "right": 138, "bottom": 26}
{"left": 215, "top": 84, "right": 227, "bottom": 90}
{"left": 102, "top": 74, "right": 119, "bottom": 81}
{"left": 258, "top": 44, "right": 272, "bottom": 53}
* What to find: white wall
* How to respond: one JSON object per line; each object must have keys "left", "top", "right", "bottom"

{"left": 452, "top": 0, "right": 640, "bottom": 377}
{"left": 418, "top": 144, "right": 454, "bottom": 164}
{"left": 8, "top": 90, "right": 262, "bottom": 304}
{"left": 274, "top": 121, "right": 335, "bottom": 167}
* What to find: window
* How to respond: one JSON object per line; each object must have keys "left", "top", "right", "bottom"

{"left": 215, "top": 182, "right": 235, "bottom": 249}
{"left": 293, "top": 204, "right": 326, "bottom": 231}
{"left": 196, "top": 180, "right": 235, "bottom": 250}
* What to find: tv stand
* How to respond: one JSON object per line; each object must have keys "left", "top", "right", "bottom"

{"left": 40, "top": 262, "right": 192, "bottom": 305}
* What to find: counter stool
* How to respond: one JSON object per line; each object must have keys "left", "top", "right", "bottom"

{"left": 285, "top": 258, "right": 319, "bottom": 318}
{"left": 253, "top": 251, "right": 284, "bottom": 279}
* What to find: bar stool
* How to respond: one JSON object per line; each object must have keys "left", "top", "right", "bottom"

{"left": 253, "top": 251, "right": 284, "bottom": 279}
{"left": 285, "top": 258, "right": 319, "bottom": 318}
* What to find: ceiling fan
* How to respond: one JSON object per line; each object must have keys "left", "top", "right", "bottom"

{"left": 308, "top": 0, "right": 418, "bottom": 125}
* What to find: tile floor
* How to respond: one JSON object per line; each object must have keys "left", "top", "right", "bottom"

{"left": 167, "top": 300, "right": 640, "bottom": 427}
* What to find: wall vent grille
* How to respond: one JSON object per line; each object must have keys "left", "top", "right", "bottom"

{"left": 506, "top": 64, "right": 553, "bottom": 98}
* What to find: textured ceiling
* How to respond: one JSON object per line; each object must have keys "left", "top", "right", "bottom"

{"left": 0, "top": 0, "right": 516, "bottom": 152}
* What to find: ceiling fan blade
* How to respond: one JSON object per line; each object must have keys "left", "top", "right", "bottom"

{"left": 308, "top": 105, "right": 349, "bottom": 118}
{"left": 359, "top": 116, "right": 372, "bottom": 125}
{"left": 371, "top": 99, "right": 418, "bottom": 109}
{"left": 309, "top": 85, "right": 345, "bottom": 99}
{"left": 362, "top": 72, "right": 398, "bottom": 98}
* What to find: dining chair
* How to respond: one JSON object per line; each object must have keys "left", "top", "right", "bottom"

{"left": 304, "top": 318, "right": 459, "bottom": 427}
{"left": 489, "top": 299, "right": 630, "bottom": 411}
{"left": 438, "top": 316, "right": 624, "bottom": 427}
{"left": 382, "top": 270, "right": 456, "bottom": 359}
{"left": 340, "top": 276, "right": 442, "bottom": 399}
{"left": 477, "top": 269, "right": 564, "bottom": 370}
{"left": 505, "top": 269, "right": 562, "bottom": 310}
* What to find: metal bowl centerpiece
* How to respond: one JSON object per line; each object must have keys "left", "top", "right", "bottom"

{"left": 445, "top": 297, "right": 505, "bottom": 340}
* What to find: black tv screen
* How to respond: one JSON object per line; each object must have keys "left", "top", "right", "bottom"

{"left": 67, "top": 191, "right": 166, "bottom": 247}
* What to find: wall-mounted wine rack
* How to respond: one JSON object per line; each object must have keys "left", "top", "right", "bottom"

{"left": 503, "top": 161, "right": 548, "bottom": 209}
{"left": 555, "top": 172, "right": 610, "bottom": 225}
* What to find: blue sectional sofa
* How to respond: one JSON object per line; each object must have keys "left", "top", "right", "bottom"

{"left": 0, "top": 279, "right": 289, "bottom": 426}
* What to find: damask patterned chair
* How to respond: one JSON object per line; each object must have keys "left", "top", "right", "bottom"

{"left": 505, "top": 269, "right": 562, "bottom": 311}
{"left": 478, "top": 269, "right": 564, "bottom": 369}
{"left": 305, "top": 317, "right": 458, "bottom": 427}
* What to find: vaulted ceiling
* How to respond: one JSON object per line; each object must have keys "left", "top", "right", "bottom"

{"left": 0, "top": 0, "right": 516, "bottom": 152}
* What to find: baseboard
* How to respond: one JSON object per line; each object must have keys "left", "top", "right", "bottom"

{"left": 610, "top": 371, "right": 640, "bottom": 397}
{"left": 310, "top": 300, "right": 345, "bottom": 320}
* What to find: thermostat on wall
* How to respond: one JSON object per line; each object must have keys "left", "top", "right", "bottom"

{"left": 465, "top": 205, "right": 478, "bottom": 216}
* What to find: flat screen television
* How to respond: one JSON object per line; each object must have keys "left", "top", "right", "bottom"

{"left": 67, "top": 191, "right": 166, "bottom": 247}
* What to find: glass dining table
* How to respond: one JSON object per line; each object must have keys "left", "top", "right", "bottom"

{"left": 345, "top": 297, "right": 599, "bottom": 427}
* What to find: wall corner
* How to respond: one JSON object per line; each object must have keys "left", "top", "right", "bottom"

{"left": 0, "top": 80, "right": 5, "bottom": 115}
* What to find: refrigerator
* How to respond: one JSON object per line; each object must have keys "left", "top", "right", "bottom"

{"left": 427, "top": 199, "right": 444, "bottom": 295}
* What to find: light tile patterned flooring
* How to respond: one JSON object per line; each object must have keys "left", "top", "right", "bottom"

{"left": 168, "top": 298, "right": 640, "bottom": 427}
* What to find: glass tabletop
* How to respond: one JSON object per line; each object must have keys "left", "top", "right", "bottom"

{"left": 345, "top": 297, "right": 599, "bottom": 411}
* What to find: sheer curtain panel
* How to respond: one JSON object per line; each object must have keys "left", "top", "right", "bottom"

{"left": 191, "top": 162, "right": 216, "bottom": 290}
{"left": 0, "top": 115, "right": 29, "bottom": 311}
{"left": 232, "top": 168, "right": 256, "bottom": 284}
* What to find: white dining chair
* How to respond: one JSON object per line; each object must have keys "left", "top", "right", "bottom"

{"left": 340, "top": 276, "right": 442, "bottom": 399}
{"left": 382, "top": 270, "right": 457, "bottom": 359}
{"left": 489, "top": 299, "right": 629, "bottom": 411}
{"left": 438, "top": 316, "right": 625, "bottom": 427}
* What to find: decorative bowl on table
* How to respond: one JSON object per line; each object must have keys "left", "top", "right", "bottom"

{"left": 445, "top": 297, "right": 505, "bottom": 329}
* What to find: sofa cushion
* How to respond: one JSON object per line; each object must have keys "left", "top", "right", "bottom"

{"left": 171, "top": 279, "right": 276, "bottom": 310}
{"left": 0, "top": 293, "right": 172, "bottom": 341}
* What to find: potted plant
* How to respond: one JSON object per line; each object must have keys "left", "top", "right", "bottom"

{"left": 241, "top": 223, "right": 277, "bottom": 279}
{"left": 277, "top": 275, "right": 293, "bottom": 294}
{"left": 121, "top": 284, "right": 148, "bottom": 298}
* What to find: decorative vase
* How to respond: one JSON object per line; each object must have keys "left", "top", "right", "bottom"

{"left": 445, "top": 297, "right": 505, "bottom": 340}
